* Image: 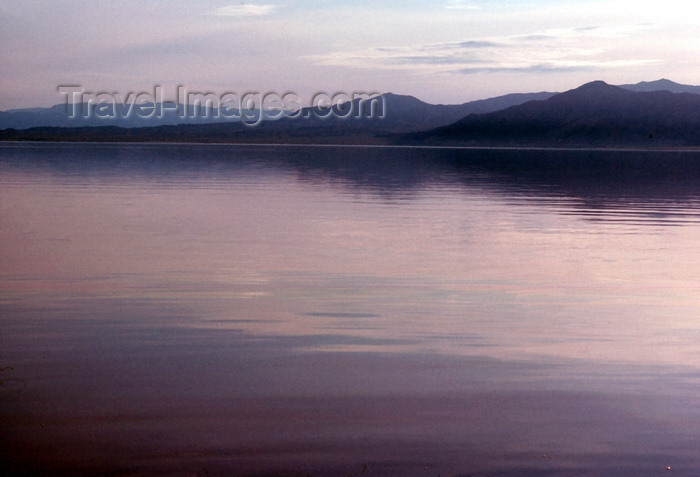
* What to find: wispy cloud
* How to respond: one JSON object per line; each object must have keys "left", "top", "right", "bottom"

{"left": 391, "top": 55, "right": 491, "bottom": 66}
{"left": 307, "top": 23, "right": 661, "bottom": 77}
{"left": 457, "top": 59, "right": 660, "bottom": 75}
{"left": 458, "top": 64, "right": 588, "bottom": 75}
{"left": 424, "top": 40, "right": 503, "bottom": 50}
{"left": 445, "top": 0, "right": 480, "bottom": 10}
{"left": 214, "top": 4, "right": 277, "bottom": 17}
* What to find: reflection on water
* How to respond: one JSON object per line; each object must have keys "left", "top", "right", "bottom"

{"left": 2, "top": 143, "right": 700, "bottom": 476}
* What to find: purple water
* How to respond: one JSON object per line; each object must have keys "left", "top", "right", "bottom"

{"left": 2, "top": 143, "right": 700, "bottom": 476}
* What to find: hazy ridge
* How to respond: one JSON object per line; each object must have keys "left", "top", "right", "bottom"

{"left": 2, "top": 79, "right": 700, "bottom": 147}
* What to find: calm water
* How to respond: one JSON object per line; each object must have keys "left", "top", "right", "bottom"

{"left": 1, "top": 143, "right": 700, "bottom": 476}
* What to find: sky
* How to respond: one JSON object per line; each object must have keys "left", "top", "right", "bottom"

{"left": 1, "top": 0, "right": 699, "bottom": 109}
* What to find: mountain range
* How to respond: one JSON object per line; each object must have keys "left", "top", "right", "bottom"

{"left": 0, "top": 90, "right": 556, "bottom": 131}
{"left": 413, "top": 80, "right": 700, "bottom": 146}
{"left": 2, "top": 79, "right": 700, "bottom": 147}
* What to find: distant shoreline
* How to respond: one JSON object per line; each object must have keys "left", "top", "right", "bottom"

{"left": 3, "top": 139, "right": 700, "bottom": 153}
{"left": 5, "top": 81, "right": 700, "bottom": 149}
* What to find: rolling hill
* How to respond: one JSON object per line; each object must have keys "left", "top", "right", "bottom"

{"left": 0, "top": 91, "right": 554, "bottom": 132}
{"left": 410, "top": 81, "right": 700, "bottom": 147}
{"left": 3, "top": 79, "right": 700, "bottom": 147}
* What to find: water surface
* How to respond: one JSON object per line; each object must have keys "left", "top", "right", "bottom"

{"left": 1, "top": 143, "right": 700, "bottom": 476}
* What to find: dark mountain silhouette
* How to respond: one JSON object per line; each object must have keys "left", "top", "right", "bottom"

{"left": 410, "top": 81, "right": 700, "bottom": 146}
{"left": 0, "top": 102, "right": 252, "bottom": 130}
{"left": 0, "top": 91, "right": 553, "bottom": 131}
{"left": 3, "top": 80, "right": 700, "bottom": 147}
{"left": 360, "top": 91, "right": 555, "bottom": 131}
{"left": 618, "top": 78, "right": 700, "bottom": 94}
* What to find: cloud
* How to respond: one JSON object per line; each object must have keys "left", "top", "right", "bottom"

{"left": 307, "top": 38, "right": 503, "bottom": 69}
{"left": 445, "top": 0, "right": 480, "bottom": 10}
{"left": 424, "top": 40, "right": 503, "bottom": 50}
{"left": 391, "top": 55, "right": 490, "bottom": 66}
{"left": 307, "top": 22, "right": 663, "bottom": 80}
{"left": 214, "top": 4, "right": 277, "bottom": 17}
{"left": 457, "top": 63, "right": 593, "bottom": 75}
{"left": 457, "top": 59, "right": 661, "bottom": 75}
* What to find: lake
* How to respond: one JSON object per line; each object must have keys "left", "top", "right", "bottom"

{"left": 1, "top": 143, "right": 700, "bottom": 476}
